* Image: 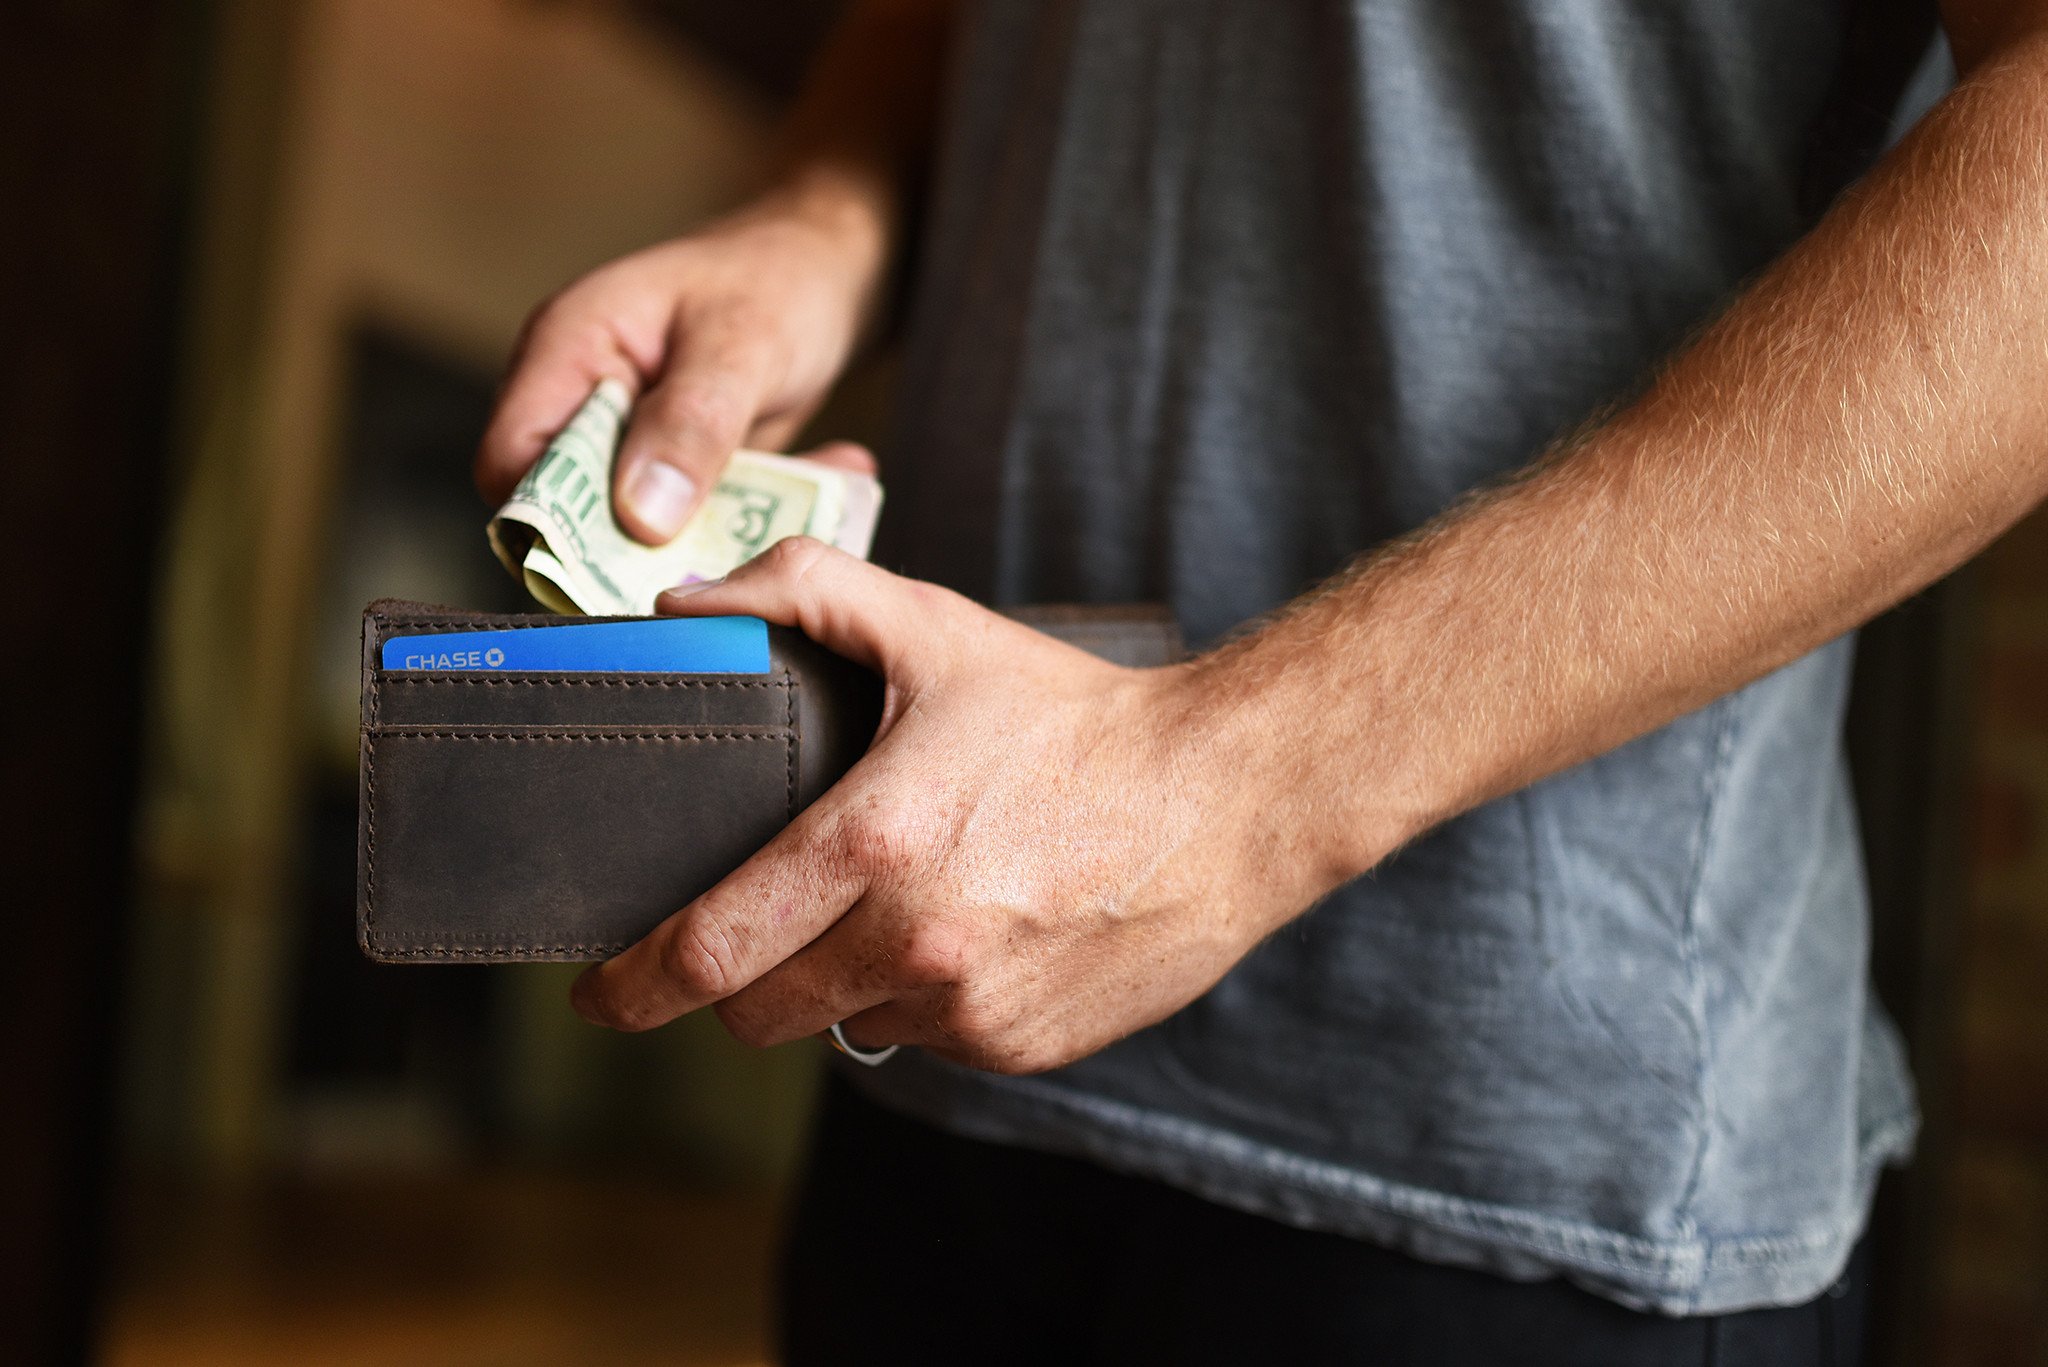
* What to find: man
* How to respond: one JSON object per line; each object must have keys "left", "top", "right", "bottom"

{"left": 475, "top": 1, "right": 2048, "bottom": 1360}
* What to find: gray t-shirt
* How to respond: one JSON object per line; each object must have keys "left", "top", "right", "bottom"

{"left": 861, "top": 0, "right": 1932, "bottom": 1314}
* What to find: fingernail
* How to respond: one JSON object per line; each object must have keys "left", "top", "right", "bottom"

{"left": 656, "top": 577, "right": 723, "bottom": 611}
{"left": 624, "top": 462, "right": 695, "bottom": 540}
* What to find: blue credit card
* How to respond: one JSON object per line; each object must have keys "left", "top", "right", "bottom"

{"left": 382, "top": 617, "right": 771, "bottom": 673}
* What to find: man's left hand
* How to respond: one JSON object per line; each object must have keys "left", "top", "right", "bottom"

{"left": 567, "top": 534, "right": 1332, "bottom": 1074}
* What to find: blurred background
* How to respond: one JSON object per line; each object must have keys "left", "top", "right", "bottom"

{"left": 2, "top": 1, "right": 2044, "bottom": 1364}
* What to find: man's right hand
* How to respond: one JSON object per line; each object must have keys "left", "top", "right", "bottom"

{"left": 475, "top": 0, "right": 955, "bottom": 541}
{"left": 473, "top": 188, "right": 888, "bottom": 543}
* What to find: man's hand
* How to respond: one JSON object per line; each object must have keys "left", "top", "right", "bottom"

{"left": 472, "top": 0, "right": 955, "bottom": 541}
{"left": 474, "top": 194, "right": 885, "bottom": 543}
{"left": 566, "top": 540, "right": 1343, "bottom": 1073}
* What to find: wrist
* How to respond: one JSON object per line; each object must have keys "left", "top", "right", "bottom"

{"left": 747, "top": 161, "right": 898, "bottom": 302}
{"left": 1139, "top": 657, "right": 1359, "bottom": 921}
{"left": 1171, "top": 619, "right": 1447, "bottom": 891}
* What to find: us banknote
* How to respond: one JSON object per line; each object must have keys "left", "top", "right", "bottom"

{"left": 488, "top": 379, "right": 882, "bottom": 615}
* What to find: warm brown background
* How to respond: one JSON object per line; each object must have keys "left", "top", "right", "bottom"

{"left": 1947, "top": 516, "right": 2048, "bottom": 1363}
{"left": 3, "top": 1, "right": 2043, "bottom": 1364}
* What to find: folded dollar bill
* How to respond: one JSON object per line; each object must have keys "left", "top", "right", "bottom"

{"left": 487, "top": 378, "right": 883, "bottom": 615}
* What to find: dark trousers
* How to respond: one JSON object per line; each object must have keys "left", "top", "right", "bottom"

{"left": 778, "top": 1074, "right": 1870, "bottom": 1367}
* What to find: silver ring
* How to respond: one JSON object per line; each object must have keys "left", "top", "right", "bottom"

{"left": 828, "top": 1022, "right": 898, "bottom": 1066}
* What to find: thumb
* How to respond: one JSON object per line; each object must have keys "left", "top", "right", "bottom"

{"left": 612, "top": 321, "right": 774, "bottom": 544}
{"left": 655, "top": 537, "right": 939, "bottom": 678}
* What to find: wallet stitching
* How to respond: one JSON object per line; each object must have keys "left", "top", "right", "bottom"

{"left": 366, "top": 686, "right": 380, "bottom": 947}
{"left": 785, "top": 675, "right": 797, "bottom": 819}
{"left": 373, "top": 943, "right": 632, "bottom": 959}
{"left": 375, "top": 614, "right": 574, "bottom": 632}
{"left": 373, "top": 729, "right": 783, "bottom": 741}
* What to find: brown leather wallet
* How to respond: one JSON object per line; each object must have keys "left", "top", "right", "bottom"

{"left": 357, "top": 599, "right": 1183, "bottom": 963}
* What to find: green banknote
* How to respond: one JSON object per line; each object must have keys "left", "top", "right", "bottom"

{"left": 488, "top": 379, "right": 882, "bottom": 615}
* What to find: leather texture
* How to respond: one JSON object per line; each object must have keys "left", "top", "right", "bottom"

{"left": 358, "top": 598, "right": 1183, "bottom": 963}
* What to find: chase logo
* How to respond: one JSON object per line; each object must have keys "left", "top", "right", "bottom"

{"left": 398, "top": 647, "right": 505, "bottom": 670}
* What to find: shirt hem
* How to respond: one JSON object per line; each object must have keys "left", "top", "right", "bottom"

{"left": 842, "top": 1060, "right": 1918, "bottom": 1316}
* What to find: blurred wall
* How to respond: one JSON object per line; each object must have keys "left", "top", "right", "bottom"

{"left": 1937, "top": 514, "right": 2048, "bottom": 1363}
{"left": 132, "top": 0, "right": 786, "bottom": 1174}
{"left": 3, "top": 2, "right": 198, "bottom": 1358}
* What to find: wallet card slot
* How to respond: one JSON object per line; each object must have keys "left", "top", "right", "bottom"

{"left": 360, "top": 725, "right": 797, "bottom": 961}
{"left": 372, "top": 668, "right": 796, "bottom": 730}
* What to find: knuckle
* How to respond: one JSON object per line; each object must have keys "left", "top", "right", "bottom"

{"left": 933, "top": 988, "right": 1003, "bottom": 1049}
{"left": 894, "top": 919, "right": 974, "bottom": 988}
{"left": 512, "top": 298, "right": 560, "bottom": 351}
{"left": 934, "top": 993, "right": 1060, "bottom": 1075}
{"left": 710, "top": 298, "right": 775, "bottom": 344}
{"left": 657, "top": 921, "right": 743, "bottom": 1001}
{"left": 836, "top": 805, "right": 926, "bottom": 881}
{"left": 663, "top": 383, "right": 748, "bottom": 443}
{"left": 758, "top": 534, "right": 830, "bottom": 581}
{"left": 712, "top": 998, "right": 778, "bottom": 1050}
{"left": 516, "top": 290, "right": 586, "bottom": 353}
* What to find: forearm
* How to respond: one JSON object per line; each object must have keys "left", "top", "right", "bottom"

{"left": 1204, "top": 33, "right": 2048, "bottom": 885}
{"left": 748, "top": 0, "right": 956, "bottom": 330}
